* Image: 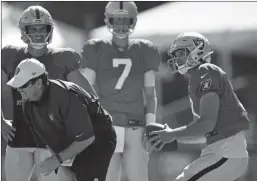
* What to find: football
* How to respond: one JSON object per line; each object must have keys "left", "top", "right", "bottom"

{"left": 145, "top": 123, "right": 166, "bottom": 138}
{"left": 145, "top": 123, "right": 178, "bottom": 152}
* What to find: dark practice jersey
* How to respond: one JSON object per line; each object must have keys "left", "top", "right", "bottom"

{"left": 81, "top": 39, "right": 161, "bottom": 124}
{"left": 1, "top": 45, "right": 80, "bottom": 147}
{"left": 23, "top": 80, "right": 114, "bottom": 153}
{"left": 188, "top": 63, "right": 250, "bottom": 144}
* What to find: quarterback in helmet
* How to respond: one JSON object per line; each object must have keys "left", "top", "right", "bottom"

{"left": 1, "top": 5, "right": 96, "bottom": 181}
{"left": 148, "top": 32, "right": 249, "bottom": 181}
{"left": 81, "top": 2, "right": 161, "bottom": 181}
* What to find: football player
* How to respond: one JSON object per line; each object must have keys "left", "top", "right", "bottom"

{"left": 148, "top": 32, "right": 250, "bottom": 181}
{"left": 80, "top": 2, "right": 161, "bottom": 181}
{"left": 1, "top": 5, "right": 96, "bottom": 181}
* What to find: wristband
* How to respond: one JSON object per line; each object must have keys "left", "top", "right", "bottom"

{"left": 146, "top": 113, "right": 156, "bottom": 125}
{"left": 55, "top": 154, "right": 63, "bottom": 164}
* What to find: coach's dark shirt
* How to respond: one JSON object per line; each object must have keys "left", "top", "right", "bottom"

{"left": 23, "top": 79, "right": 113, "bottom": 153}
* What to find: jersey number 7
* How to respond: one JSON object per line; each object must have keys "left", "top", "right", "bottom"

{"left": 113, "top": 58, "right": 132, "bottom": 90}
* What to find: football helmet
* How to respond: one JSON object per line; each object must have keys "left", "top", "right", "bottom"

{"left": 104, "top": 1, "right": 138, "bottom": 39}
{"left": 18, "top": 6, "right": 54, "bottom": 49}
{"left": 167, "top": 32, "right": 214, "bottom": 74}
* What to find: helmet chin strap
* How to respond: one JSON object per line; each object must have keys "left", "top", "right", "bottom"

{"left": 108, "top": 27, "right": 130, "bottom": 39}
{"left": 25, "top": 29, "right": 52, "bottom": 49}
{"left": 178, "top": 69, "right": 188, "bottom": 75}
{"left": 30, "top": 44, "right": 46, "bottom": 50}
{"left": 177, "top": 64, "right": 190, "bottom": 74}
{"left": 114, "top": 33, "right": 129, "bottom": 40}
{"left": 26, "top": 36, "right": 48, "bottom": 49}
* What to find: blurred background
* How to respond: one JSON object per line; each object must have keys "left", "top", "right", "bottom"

{"left": 1, "top": 1, "right": 257, "bottom": 181}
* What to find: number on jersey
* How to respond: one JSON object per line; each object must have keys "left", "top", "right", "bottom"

{"left": 112, "top": 58, "right": 132, "bottom": 90}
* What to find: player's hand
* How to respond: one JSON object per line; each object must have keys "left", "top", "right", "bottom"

{"left": 142, "top": 133, "right": 155, "bottom": 154}
{"left": 1, "top": 119, "right": 16, "bottom": 143}
{"left": 148, "top": 124, "right": 176, "bottom": 144}
{"left": 39, "top": 156, "right": 61, "bottom": 176}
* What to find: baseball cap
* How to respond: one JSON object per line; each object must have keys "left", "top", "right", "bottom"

{"left": 7, "top": 58, "right": 46, "bottom": 88}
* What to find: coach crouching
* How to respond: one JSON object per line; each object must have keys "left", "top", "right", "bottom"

{"left": 6, "top": 58, "right": 117, "bottom": 181}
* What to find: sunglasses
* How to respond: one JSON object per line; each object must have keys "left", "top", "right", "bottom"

{"left": 18, "top": 80, "right": 32, "bottom": 89}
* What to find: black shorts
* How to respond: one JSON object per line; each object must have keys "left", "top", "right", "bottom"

{"left": 71, "top": 127, "right": 117, "bottom": 181}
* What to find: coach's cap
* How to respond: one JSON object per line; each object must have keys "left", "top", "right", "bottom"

{"left": 7, "top": 58, "right": 46, "bottom": 88}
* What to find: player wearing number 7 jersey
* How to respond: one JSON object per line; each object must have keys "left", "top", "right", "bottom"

{"left": 80, "top": 2, "right": 161, "bottom": 181}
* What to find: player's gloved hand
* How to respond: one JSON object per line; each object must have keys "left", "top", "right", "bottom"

{"left": 1, "top": 118, "right": 16, "bottom": 143}
{"left": 142, "top": 132, "right": 155, "bottom": 154}
{"left": 149, "top": 138, "right": 166, "bottom": 151}
{"left": 39, "top": 156, "right": 61, "bottom": 176}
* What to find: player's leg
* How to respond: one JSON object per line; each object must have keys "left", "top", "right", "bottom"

{"left": 4, "top": 146, "right": 35, "bottom": 181}
{"left": 174, "top": 153, "right": 248, "bottom": 181}
{"left": 105, "top": 154, "right": 122, "bottom": 181}
{"left": 197, "top": 157, "right": 248, "bottom": 181}
{"left": 34, "top": 148, "right": 74, "bottom": 181}
{"left": 105, "top": 126, "right": 125, "bottom": 181}
{"left": 123, "top": 127, "right": 148, "bottom": 181}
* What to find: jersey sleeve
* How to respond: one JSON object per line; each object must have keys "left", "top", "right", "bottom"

{"left": 61, "top": 48, "right": 80, "bottom": 74}
{"left": 1, "top": 45, "right": 15, "bottom": 76}
{"left": 80, "top": 39, "right": 100, "bottom": 70}
{"left": 142, "top": 40, "right": 161, "bottom": 72}
{"left": 196, "top": 68, "right": 223, "bottom": 98}
{"left": 64, "top": 92, "right": 95, "bottom": 142}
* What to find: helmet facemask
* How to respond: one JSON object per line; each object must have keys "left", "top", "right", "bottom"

{"left": 21, "top": 24, "right": 53, "bottom": 49}
{"left": 167, "top": 47, "right": 192, "bottom": 74}
{"left": 167, "top": 40, "right": 213, "bottom": 75}
{"left": 105, "top": 15, "right": 137, "bottom": 39}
